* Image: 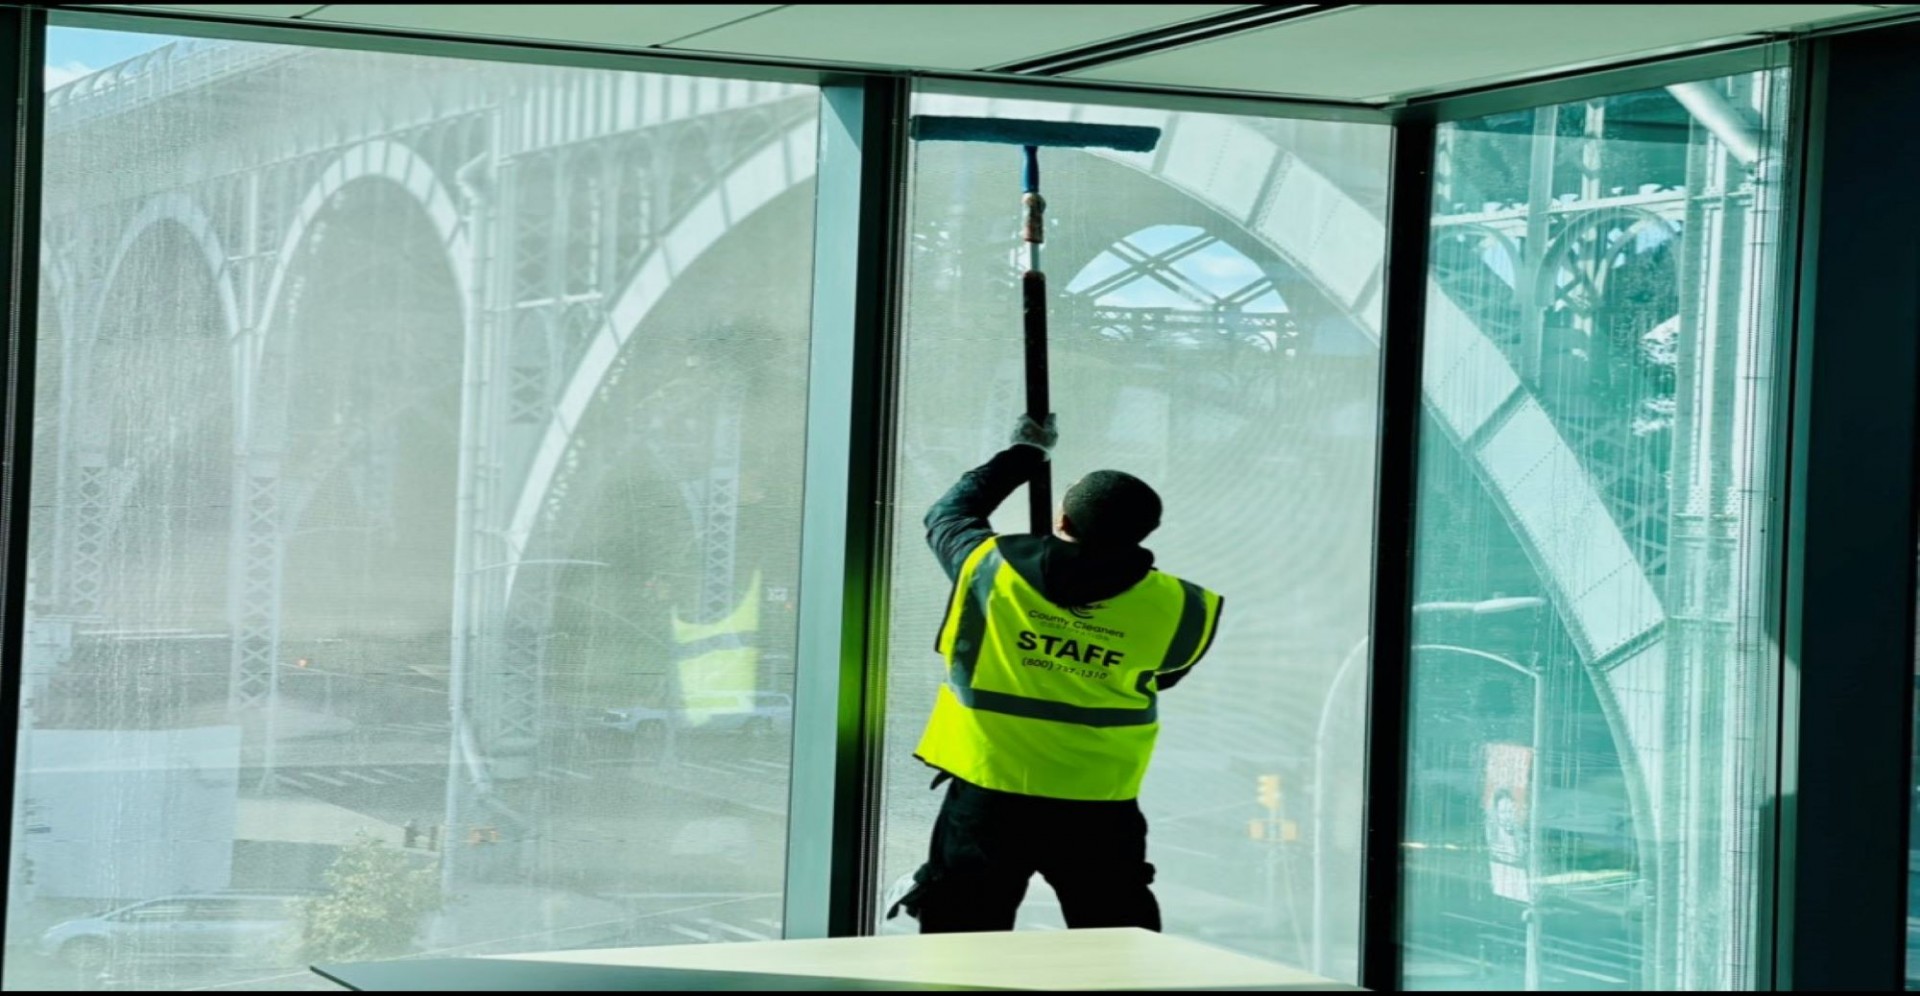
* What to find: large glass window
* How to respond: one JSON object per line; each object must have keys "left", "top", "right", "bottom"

{"left": 877, "top": 91, "right": 1391, "bottom": 981}
{"left": 1404, "top": 71, "right": 1790, "bottom": 989}
{"left": 10, "top": 26, "right": 819, "bottom": 989}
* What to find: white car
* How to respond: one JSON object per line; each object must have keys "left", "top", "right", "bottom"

{"left": 41, "top": 892, "right": 307, "bottom": 971}
{"left": 602, "top": 692, "right": 793, "bottom": 737}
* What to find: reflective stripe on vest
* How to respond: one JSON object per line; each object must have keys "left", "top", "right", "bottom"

{"left": 916, "top": 537, "right": 1222, "bottom": 801}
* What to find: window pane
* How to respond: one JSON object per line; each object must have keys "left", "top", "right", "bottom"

{"left": 1404, "top": 71, "right": 1790, "bottom": 989}
{"left": 878, "top": 92, "right": 1390, "bottom": 981}
{"left": 12, "top": 26, "right": 819, "bottom": 989}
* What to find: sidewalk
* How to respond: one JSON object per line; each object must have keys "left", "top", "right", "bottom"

{"left": 193, "top": 703, "right": 358, "bottom": 744}
{"left": 236, "top": 794, "right": 403, "bottom": 848}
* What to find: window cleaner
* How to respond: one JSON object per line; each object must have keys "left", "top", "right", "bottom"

{"left": 888, "top": 116, "right": 1224, "bottom": 934}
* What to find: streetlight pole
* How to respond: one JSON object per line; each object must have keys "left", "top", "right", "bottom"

{"left": 1524, "top": 652, "right": 1548, "bottom": 991}
{"left": 1312, "top": 635, "right": 1368, "bottom": 977}
{"left": 1311, "top": 598, "right": 1547, "bottom": 979}
{"left": 446, "top": 149, "right": 496, "bottom": 904}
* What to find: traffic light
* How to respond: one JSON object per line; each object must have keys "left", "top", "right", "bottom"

{"left": 1257, "top": 774, "right": 1281, "bottom": 811}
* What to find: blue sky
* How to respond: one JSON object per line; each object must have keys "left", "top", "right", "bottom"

{"left": 1066, "top": 224, "right": 1286, "bottom": 313}
{"left": 46, "top": 27, "right": 178, "bottom": 88}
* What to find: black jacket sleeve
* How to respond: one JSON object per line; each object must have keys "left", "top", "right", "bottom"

{"left": 925, "top": 445, "right": 1048, "bottom": 581}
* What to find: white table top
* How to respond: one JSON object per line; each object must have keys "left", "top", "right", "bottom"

{"left": 487, "top": 928, "right": 1363, "bottom": 991}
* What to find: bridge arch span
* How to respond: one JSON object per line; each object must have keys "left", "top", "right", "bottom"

{"left": 94, "top": 192, "right": 242, "bottom": 348}
{"left": 504, "top": 117, "right": 818, "bottom": 587}
{"left": 250, "top": 138, "right": 472, "bottom": 433}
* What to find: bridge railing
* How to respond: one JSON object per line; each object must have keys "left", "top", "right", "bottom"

{"left": 47, "top": 37, "right": 300, "bottom": 132}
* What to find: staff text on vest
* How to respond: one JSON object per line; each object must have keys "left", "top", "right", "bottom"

{"left": 1015, "top": 630, "right": 1127, "bottom": 667}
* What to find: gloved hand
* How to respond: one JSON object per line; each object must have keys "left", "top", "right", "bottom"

{"left": 1011, "top": 413, "right": 1058, "bottom": 458}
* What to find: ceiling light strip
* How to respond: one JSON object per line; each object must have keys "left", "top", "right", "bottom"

{"left": 993, "top": 4, "right": 1344, "bottom": 77}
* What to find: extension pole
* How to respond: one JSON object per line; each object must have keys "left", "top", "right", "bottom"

{"left": 1020, "top": 144, "right": 1052, "bottom": 535}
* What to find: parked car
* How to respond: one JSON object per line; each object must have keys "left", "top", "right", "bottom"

{"left": 41, "top": 891, "right": 308, "bottom": 971}
{"left": 602, "top": 691, "right": 792, "bottom": 738}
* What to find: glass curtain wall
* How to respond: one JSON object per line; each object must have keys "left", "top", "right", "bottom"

{"left": 875, "top": 90, "right": 1391, "bottom": 982}
{"left": 0, "top": 16, "right": 1826, "bottom": 996}
{"left": 1402, "top": 68, "right": 1791, "bottom": 990}
{"left": 10, "top": 24, "right": 820, "bottom": 990}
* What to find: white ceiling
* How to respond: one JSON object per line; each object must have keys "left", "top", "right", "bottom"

{"left": 1072, "top": 4, "right": 1890, "bottom": 101}
{"left": 658, "top": 5, "right": 1248, "bottom": 71}
{"left": 85, "top": 4, "right": 1918, "bottom": 103}
{"left": 301, "top": 6, "right": 783, "bottom": 49}
{"left": 99, "top": 4, "right": 1251, "bottom": 70}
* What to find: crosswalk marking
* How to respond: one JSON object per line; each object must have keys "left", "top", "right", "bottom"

{"left": 269, "top": 757, "right": 800, "bottom": 794}
{"left": 376, "top": 721, "right": 451, "bottom": 737}
{"left": 685, "top": 759, "right": 784, "bottom": 777}
{"left": 277, "top": 764, "right": 620, "bottom": 794}
{"left": 666, "top": 924, "right": 708, "bottom": 942}
{"left": 278, "top": 767, "right": 429, "bottom": 792}
{"left": 703, "top": 918, "right": 773, "bottom": 941}
{"left": 603, "top": 892, "right": 777, "bottom": 900}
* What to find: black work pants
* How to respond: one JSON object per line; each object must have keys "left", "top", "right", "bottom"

{"left": 895, "top": 777, "right": 1160, "bottom": 933}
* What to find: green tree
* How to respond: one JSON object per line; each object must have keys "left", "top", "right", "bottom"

{"left": 295, "top": 833, "right": 444, "bottom": 963}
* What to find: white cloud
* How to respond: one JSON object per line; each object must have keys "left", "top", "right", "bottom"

{"left": 45, "top": 61, "right": 95, "bottom": 90}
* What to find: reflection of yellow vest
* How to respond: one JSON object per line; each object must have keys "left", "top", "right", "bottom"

{"left": 674, "top": 570, "right": 761, "bottom": 725}
{"left": 915, "top": 538, "right": 1222, "bottom": 801}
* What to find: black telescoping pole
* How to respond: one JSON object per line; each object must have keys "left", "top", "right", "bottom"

{"left": 1020, "top": 144, "right": 1051, "bottom": 534}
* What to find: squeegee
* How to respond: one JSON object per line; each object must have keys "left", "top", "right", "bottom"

{"left": 909, "top": 116, "right": 1163, "bottom": 535}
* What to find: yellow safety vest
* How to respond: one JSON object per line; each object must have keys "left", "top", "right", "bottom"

{"left": 915, "top": 537, "right": 1222, "bottom": 801}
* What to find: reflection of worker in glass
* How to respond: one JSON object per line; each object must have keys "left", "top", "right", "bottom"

{"left": 887, "top": 415, "right": 1224, "bottom": 933}
{"left": 1486, "top": 788, "right": 1526, "bottom": 865}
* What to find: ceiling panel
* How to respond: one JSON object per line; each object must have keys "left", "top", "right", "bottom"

{"left": 78, "top": 4, "right": 1917, "bottom": 104}
{"left": 303, "top": 5, "right": 780, "bottom": 49}
{"left": 662, "top": 4, "right": 1247, "bottom": 70}
{"left": 1073, "top": 4, "right": 1883, "bottom": 101}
